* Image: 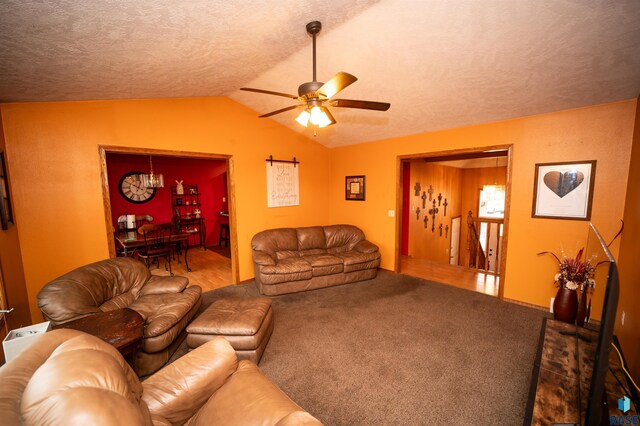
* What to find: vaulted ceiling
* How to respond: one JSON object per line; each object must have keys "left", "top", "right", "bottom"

{"left": 1, "top": 0, "right": 639, "bottom": 147}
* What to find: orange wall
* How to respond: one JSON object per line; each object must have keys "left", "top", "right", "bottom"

{"left": 329, "top": 100, "right": 636, "bottom": 313}
{"left": 0, "top": 110, "right": 31, "bottom": 330}
{"left": 0, "top": 98, "right": 331, "bottom": 323}
{"left": 616, "top": 96, "right": 640, "bottom": 379}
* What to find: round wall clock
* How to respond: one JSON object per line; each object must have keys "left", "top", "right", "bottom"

{"left": 118, "top": 172, "right": 156, "bottom": 203}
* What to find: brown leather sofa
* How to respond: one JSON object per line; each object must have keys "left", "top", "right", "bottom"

{"left": 252, "top": 224, "right": 380, "bottom": 296}
{"left": 0, "top": 329, "right": 322, "bottom": 425}
{"left": 37, "top": 257, "right": 201, "bottom": 376}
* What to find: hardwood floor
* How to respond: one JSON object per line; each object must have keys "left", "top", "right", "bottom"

{"left": 399, "top": 256, "right": 499, "bottom": 297}
{"left": 150, "top": 246, "right": 232, "bottom": 292}
{"left": 150, "top": 252, "right": 497, "bottom": 296}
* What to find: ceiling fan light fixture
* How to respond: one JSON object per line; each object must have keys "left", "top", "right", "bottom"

{"left": 295, "top": 109, "right": 311, "bottom": 127}
{"left": 318, "top": 107, "right": 335, "bottom": 128}
{"left": 296, "top": 106, "right": 333, "bottom": 128}
{"left": 139, "top": 156, "right": 164, "bottom": 188}
{"left": 309, "top": 106, "right": 325, "bottom": 126}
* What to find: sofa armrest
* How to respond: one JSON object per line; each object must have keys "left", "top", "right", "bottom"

{"left": 142, "top": 337, "right": 239, "bottom": 425}
{"left": 253, "top": 250, "right": 276, "bottom": 266}
{"left": 139, "top": 275, "right": 189, "bottom": 296}
{"left": 354, "top": 240, "right": 379, "bottom": 254}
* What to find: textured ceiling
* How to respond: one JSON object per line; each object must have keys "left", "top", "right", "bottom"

{"left": 1, "top": 0, "right": 639, "bottom": 148}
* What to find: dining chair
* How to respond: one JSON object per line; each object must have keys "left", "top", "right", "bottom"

{"left": 137, "top": 223, "right": 173, "bottom": 275}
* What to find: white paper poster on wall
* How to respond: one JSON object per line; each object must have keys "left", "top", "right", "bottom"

{"left": 266, "top": 162, "right": 299, "bottom": 207}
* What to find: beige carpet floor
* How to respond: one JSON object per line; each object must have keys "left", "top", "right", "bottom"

{"left": 177, "top": 270, "right": 545, "bottom": 425}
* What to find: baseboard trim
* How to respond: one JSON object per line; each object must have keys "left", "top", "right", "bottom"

{"left": 503, "top": 298, "right": 548, "bottom": 312}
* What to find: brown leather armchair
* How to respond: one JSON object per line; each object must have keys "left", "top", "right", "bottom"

{"left": 0, "top": 329, "right": 322, "bottom": 425}
{"left": 37, "top": 257, "right": 202, "bottom": 376}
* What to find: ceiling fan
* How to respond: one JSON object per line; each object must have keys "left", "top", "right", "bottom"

{"left": 241, "top": 21, "right": 390, "bottom": 129}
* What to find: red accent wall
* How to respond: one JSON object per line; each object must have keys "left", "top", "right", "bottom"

{"left": 106, "top": 154, "right": 228, "bottom": 247}
{"left": 402, "top": 161, "right": 410, "bottom": 256}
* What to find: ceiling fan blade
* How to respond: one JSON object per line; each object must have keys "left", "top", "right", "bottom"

{"left": 258, "top": 105, "right": 301, "bottom": 118}
{"left": 316, "top": 72, "right": 357, "bottom": 98}
{"left": 330, "top": 99, "right": 391, "bottom": 111}
{"left": 240, "top": 87, "right": 299, "bottom": 100}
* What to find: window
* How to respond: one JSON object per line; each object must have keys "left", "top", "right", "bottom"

{"left": 478, "top": 186, "right": 505, "bottom": 219}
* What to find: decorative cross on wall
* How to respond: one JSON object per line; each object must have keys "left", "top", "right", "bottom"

{"left": 445, "top": 224, "right": 449, "bottom": 238}
{"left": 414, "top": 182, "right": 421, "bottom": 197}
{"left": 427, "top": 185, "right": 434, "bottom": 201}
{"left": 421, "top": 191, "right": 427, "bottom": 209}
{"left": 423, "top": 215, "right": 428, "bottom": 228}
{"left": 438, "top": 193, "right": 443, "bottom": 206}
{"left": 416, "top": 207, "right": 421, "bottom": 220}
{"left": 428, "top": 200, "right": 439, "bottom": 232}
{"left": 439, "top": 224, "right": 443, "bottom": 237}
{"left": 443, "top": 199, "right": 449, "bottom": 216}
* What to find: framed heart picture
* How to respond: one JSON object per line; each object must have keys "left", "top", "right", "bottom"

{"left": 532, "top": 160, "right": 596, "bottom": 220}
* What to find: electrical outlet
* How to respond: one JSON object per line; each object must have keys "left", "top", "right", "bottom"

{"left": 388, "top": 210, "right": 395, "bottom": 217}
{"left": 621, "top": 311, "right": 626, "bottom": 326}
{"left": 550, "top": 297, "right": 554, "bottom": 313}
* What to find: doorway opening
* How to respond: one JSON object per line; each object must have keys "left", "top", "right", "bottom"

{"left": 99, "top": 146, "right": 238, "bottom": 291}
{"left": 396, "top": 146, "right": 512, "bottom": 299}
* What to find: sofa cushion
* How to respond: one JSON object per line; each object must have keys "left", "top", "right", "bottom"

{"left": 302, "top": 254, "right": 344, "bottom": 277}
{"left": 297, "top": 226, "right": 327, "bottom": 252}
{"left": 130, "top": 286, "right": 203, "bottom": 338}
{"left": 259, "top": 272, "right": 313, "bottom": 285}
{"left": 324, "top": 225, "right": 365, "bottom": 254}
{"left": 99, "top": 292, "right": 137, "bottom": 312}
{"left": 261, "top": 257, "right": 312, "bottom": 274}
{"left": 275, "top": 250, "right": 300, "bottom": 261}
{"left": 260, "top": 257, "right": 313, "bottom": 284}
{"left": 336, "top": 251, "right": 381, "bottom": 273}
{"left": 252, "top": 228, "right": 298, "bottom": 259}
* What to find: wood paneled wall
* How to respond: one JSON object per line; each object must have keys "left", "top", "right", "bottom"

{"left": 407, "top": 162, "right": 462, "bottom": 263}
{"left": 407, "top": 162, "right": 507, "bottom": 266}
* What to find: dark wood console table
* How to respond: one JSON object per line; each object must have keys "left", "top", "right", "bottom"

{"left": 54, "top": 308, "right": 144, "bottom": 365}
{"left": 524, "top": 317, "right": 637, "bottom": 425}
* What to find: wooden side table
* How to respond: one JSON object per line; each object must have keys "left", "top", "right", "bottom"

{"left": 54, "top": 308, "right": 145, "bottom": 365}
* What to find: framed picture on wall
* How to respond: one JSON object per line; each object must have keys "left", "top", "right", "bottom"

{"left": 0, "top": 152, "right": 13, "bottom": 230}
{"left": 345, "top": 175, "right": 365, "bottom": 201}
{"left": 532, "top": 160, "right": 596, "bottom": 220}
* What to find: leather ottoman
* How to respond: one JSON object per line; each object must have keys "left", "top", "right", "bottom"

{"left": 186, "top": 297, "right": 274, "bottom": 363}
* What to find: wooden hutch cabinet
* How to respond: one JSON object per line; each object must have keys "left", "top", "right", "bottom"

{"left": 171, "top": 184, "right": 206, "bottom": 249}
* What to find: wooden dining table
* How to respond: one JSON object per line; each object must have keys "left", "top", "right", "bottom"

{"left": 115, "top": 231, "right": 192, "bottom": 272}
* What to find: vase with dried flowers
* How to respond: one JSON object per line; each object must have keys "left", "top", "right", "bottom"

{"left": 539, "top": 248, "right": 596, "bottom": 324}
